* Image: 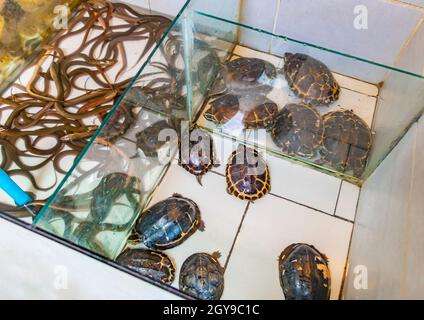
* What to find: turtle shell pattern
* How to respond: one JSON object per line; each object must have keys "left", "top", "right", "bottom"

{"left": 271, "top": 103, "right": 324, "bottom": 158}
{"left": 135, "top": 120, "right": 174, "bottom": 158}
{"left": 204, "top": 94, "right": 278, "bottom": 130}
{"left": 226, "top": 144, "right": 271, "bottom": 201}
{"left": 279, "top": 243, "right": 331, "bottom": 300}
{"left": 135, "top": 193, "right": 204, "bottom": 250}
{"left": 283, "top": 53, "right": 340, "bottom": 106}
{"left": 179, "top": 128, "right": 216, "bottom": 182}
{"left": 210, "top": 57, "right": 277, "bottom": 97}
{"left": 116, "top": 248, "right": 176, "bottom": 285}
{"left": 179, "top": 252, "right": 224, "bottom": 300}
{"left": 321, "top": 109, "right": 372, "bottom": 177}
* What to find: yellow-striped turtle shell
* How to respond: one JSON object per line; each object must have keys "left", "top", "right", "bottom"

{"left": 283, "top": 53, "right": 340, "bottom": 106}
{"left": 225, "top": 144, "right": 270, "bottom": 201}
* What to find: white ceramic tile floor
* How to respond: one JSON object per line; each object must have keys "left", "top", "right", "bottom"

{"left": 136, "top": 160, "right": 248, "bottom": 290}
{"left": 335, "top": 182, "right": 360, "bottom": 222}
{"left": 223, "top": 195, "right": 354, "bottom": 300}
{"left": 127, "top": 133, "right": 359, "bottom": 299}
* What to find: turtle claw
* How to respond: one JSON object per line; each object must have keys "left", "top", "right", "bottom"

{"left": 198, "top": 219, "right": 206, "bottom": 232}
{"left": 196, "top": 175, "right": 203, "bottom": 186}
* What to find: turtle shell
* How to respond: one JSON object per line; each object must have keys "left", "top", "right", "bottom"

{"left": 179, "top": 128, "right": 217, "bottom": 185}
{"left": 321, "top": 109, "right": 372, "bottom": 177}
{"left": 279, "top": 243, "right": 331, "bottom": 300}
{"left": 271, "top": 103, "right": 324, "bottom": 158}
{"left": 135, "top": 193, "right": 204, "bottom": 250}
{"left": 283, "top": 53, "right": 340, "bottom": 106}
{"left": 204, "top": 94, "right": 278, "bottom": 130}
{"left": 135, "top": 120, "right": 174, "bottom": 158}
{"left": 116, "top": 248, "right": 176, "bottom": 285}
{"left": 179, "top": 252, "right": 224, "bottom": 300}
{"left": 210, "top": 57, "right": 276, "bottom": 96}
{"left": 100, "top": 101, "right": 137, "bottom": 142}
{"left": 226, "top": 144, "right": 271, "bottom": 201}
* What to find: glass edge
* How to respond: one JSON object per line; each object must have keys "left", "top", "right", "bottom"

{"left": 34, "top": 0, "right": 193, "bottom": 224}
{"left": 194, "top": 10, "right": 424, "bottom": 80}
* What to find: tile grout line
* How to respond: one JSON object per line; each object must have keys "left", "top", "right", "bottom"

{"left": 338, "top": 182, "right": 363, "bottom": 299}
{"left": 223, "top": 202, "right": 250, "bottom": 272}
{"left": 210, "top": 170, "right": 354, "bottom": 224}
{"left": 333, "top": 180, "right": 344, "bottom": 216}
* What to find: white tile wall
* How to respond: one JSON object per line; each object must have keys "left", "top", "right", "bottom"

{"left": 344, "top": 114, "right": 424, "bottom": 299}
{"left": 335, "top": 182, "right": 360, "bottom": 221}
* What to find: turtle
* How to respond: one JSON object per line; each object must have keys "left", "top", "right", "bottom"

{"left": 133, "top": 193, "right": 205, "bottom": 250}
{"left": 283, "top": 53, "right": 340, "bottom": 106}
{"left": 179, "top": 251, "right": 224, "bottom": 300}
{"left": 320, "top": 109, "right": 372, "bottom": 177}
{"left": 134, "top": 120, "right": 175, "bottom": 158}
{"left": 204, "top": 94, "right": 279, "bottom": 130}
{"left": 179, "top": 127, "right": 219, "bottom": 186}
{"left": 226, "top": 144, "right": 271, "bottom": 201}
{"left": 116, "top": 248, "right": 176, "bottom": 285}
{"left": 271, "top": 103, "right": 324, "bottom": 158}
{"left": 278, "top": 243, "right": 331, "bottom": 300}
{"left": 210, "top": 57, "right": 277, "bottom": 97}
{"left": 100, "top": 101, "right": 137, "bottom": 142}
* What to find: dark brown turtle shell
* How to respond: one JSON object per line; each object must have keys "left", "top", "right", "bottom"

{"left": 116, "top": 248, "right": 176, "bottom": 285}
{"left": 135, "top": 193, "right": 205, "bottom": 250}
{"left": 100, "top": 101, "right": 137, "bottom": 142}
{"left": 283, "top": 53, "right": 340, "bottom": 106}
{"left": 226, "top": 144, "right": 271, "bottom": 201}
{"left": 279, "top": 243, "right": 331, "bottom": 300}
{"left": 204, "top": 94, "right": 278, "bottom": 130}
{"left": 320, "top": 109, "right": 372, "bottom": 177}
{"left": 135, "top": 120, "right": 174, "bottom": 158}
{"left": 271, "top": 103, "right": 324, "bottom": 158}
{"left": 179, "top": 128, "right": 218, "bottom": 185}
{"left": 210, "top": 57, "right": 277, "bottom": 96}
{"left": 179, "top": 252, "right": 224, "bottom": 300}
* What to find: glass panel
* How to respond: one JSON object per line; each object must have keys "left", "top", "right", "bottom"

{"left": 34, "top": 4, "right": 188, "bottom": 259}
{"left": 187, "top": 8, "right": 424, "bottom": 184}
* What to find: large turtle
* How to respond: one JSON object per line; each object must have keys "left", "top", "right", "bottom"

{"left": 279, "top": 243, "right": 331, "bottom": 300}
{"left": 133, "top": 193, "right": 205, "bottom": 250}
{"left": 116, "top": 248, "right": 176, "bottom": 285}
{"left": 320, "top": 109, "right": 372, "bottom": 177}
{"left": 204, "top": 94, "right": 278, "bottom": 130}
{"left": 283, "top": 53, "right": 340, "bottom": 106}
{"left": 210, "top": 57, "right": 277, "bottom": 97}
{"left": 179, "top": 127, "right": 219, "bottom": 186}
{"left": 179, "top": 251, "right": 224, "bottom": 300}
{"left": 226, "top": 144, "right": 271, "bottom": 201}
{"left": 271, "top": 103, "right": 324, "bottom": 158}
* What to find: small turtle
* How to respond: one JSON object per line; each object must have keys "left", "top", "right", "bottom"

{"left": 320, "top": 109, "right": 372, "bottom": 177}
{"left": 116, "top": 248, "right": 176, "bottom": 285}
{"left": 179, "top": 127, "right": 219, "bottom": 186}
{"left": 283, "top": 53, "right": 340, "bottom": 106}
{"left": 226, "top": 144, "right": 271, "bottom": 201}
{"left": 279, "top": 243, "right": 331, "bottom": 300}
{"left": 134, "top": 193, "right": 205, "bottom": 250}
{"left": 204, "top": 94, "right": 278, "bottom": 130}
{"left": 271, "top": 103, "right": 324, "bottom": 158}
{"left": 100, "top": 101, "right": 137, "bottom": 142}
{"left": 135, "top": 120, "right": 175, "bottom": 158}
{"left": 179, "top": 251, "right": 224, "bottom": 300}
{"left": 210, "top": 57, "right": 277, "bottom": 97}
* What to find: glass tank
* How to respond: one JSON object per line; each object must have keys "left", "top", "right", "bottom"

{"left": 31, "top": 0, "right": 424, "bottom": 299}
{"left": 0, "top": 0, "right": 82, "bottom": 93}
